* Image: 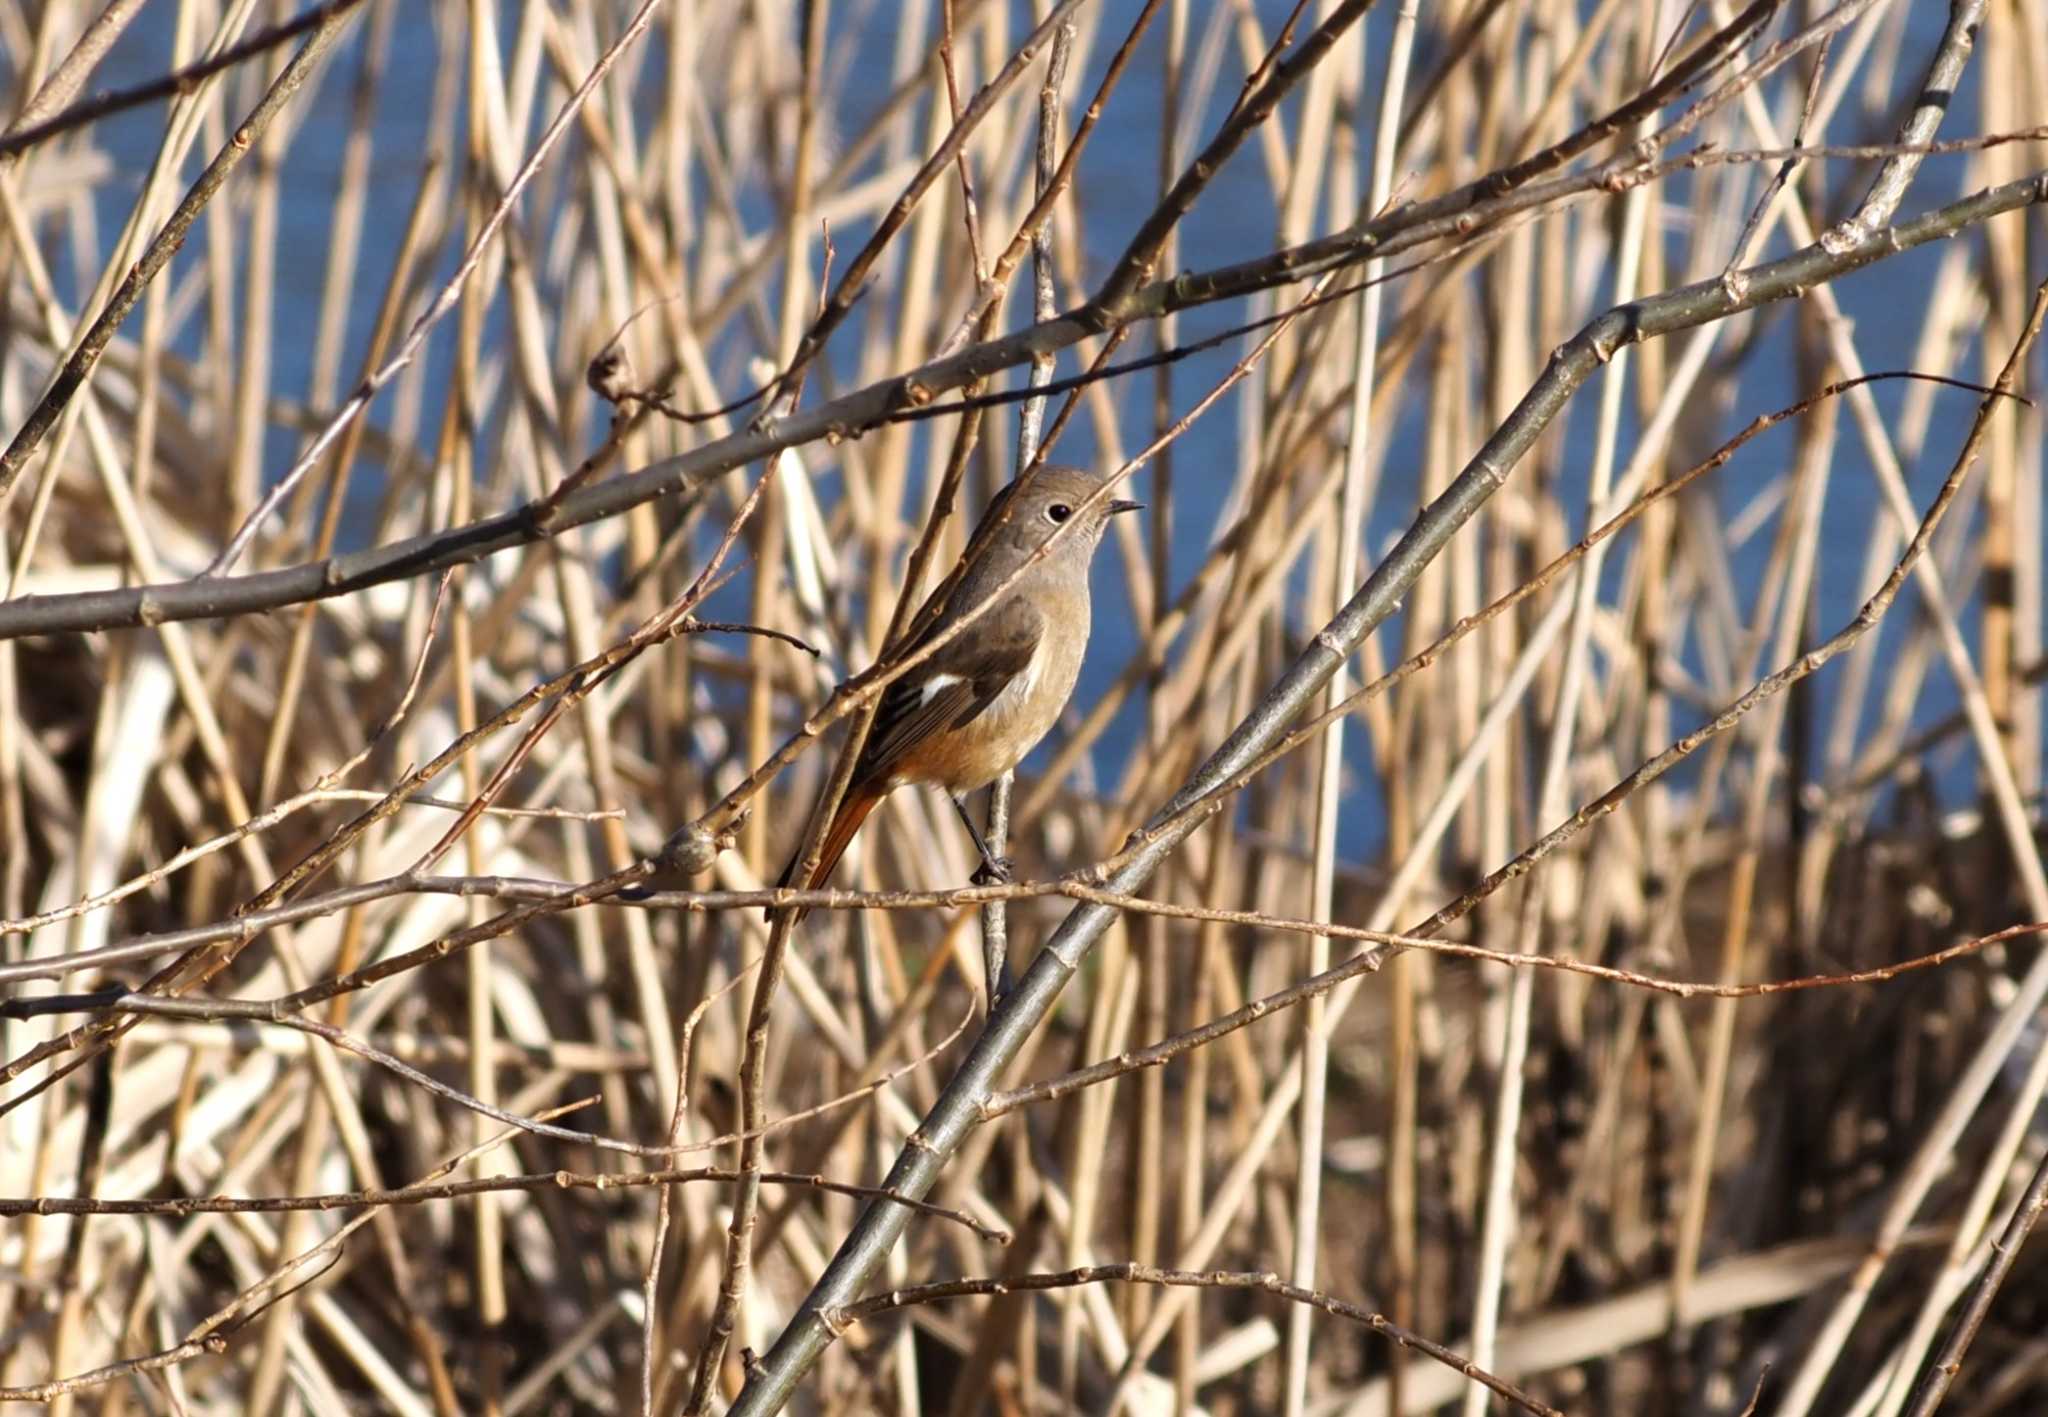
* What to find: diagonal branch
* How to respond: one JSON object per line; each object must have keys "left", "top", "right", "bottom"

{"left": 5, "top": 165, "right": 2038, "bottom": 645}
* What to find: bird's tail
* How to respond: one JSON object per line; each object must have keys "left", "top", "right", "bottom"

{"left": 777, "top": 782, "right": 884, "bottom": 923}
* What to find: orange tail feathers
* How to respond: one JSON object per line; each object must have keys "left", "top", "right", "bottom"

{"left": 779, "top": 782, "right": 884, "bottom": 922}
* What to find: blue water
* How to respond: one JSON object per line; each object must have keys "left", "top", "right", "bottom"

{"left": 70, "top": 0, "right": 2032, "bottom": 857}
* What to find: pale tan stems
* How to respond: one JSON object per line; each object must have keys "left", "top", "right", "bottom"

{"left": 1100, "top": 585, "right": 1580, "bottom": 1413}
{"left": 1715, "top": 43, "right": 2048, "bottom": 1417}
{"left": 1059, "top": 917, "right": 1138, "bottom": 1404}
{"left": 1461, "top": 15, "right": 1661, "bottom": 1397}
{"left": 436, "top": 37, "right": 506, "bottom": 1385}
{"left": 1671, "top": 373, "right": 1842, "bottom": 1322}
{"left": 1285, "top": 1, "right": 1419, "bottom": 1409}
{"left": 259, "top": 159, "right": 443, "bottom": 805}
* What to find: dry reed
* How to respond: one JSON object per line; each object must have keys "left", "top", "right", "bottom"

{"left": 2, "top": 1, "right": 2046, "bottom": 1414}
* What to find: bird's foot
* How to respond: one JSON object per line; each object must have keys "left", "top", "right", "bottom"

{"left": 970, "top": 854, "right": 1014, "bottom": 886}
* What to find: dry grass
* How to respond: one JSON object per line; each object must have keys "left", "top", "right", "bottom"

{"left": 2, "top": 0, "right": 2046, "bottom": 1413}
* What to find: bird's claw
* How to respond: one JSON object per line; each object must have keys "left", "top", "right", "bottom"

{"left": 970, "top": 854, "right": 1014, "bottom": 886}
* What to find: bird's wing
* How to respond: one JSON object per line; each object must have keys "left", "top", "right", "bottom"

{"left": 857, "top": 596, "right": 1043, "bottom": 783}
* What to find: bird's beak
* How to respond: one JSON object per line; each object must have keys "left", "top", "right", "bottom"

{"left": 1108, "top": 499, "right": 1144, "bottom": 516}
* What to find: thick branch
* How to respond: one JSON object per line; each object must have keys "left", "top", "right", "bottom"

{"left": 5, "top": 170, "right": 2039, "bottom": 642}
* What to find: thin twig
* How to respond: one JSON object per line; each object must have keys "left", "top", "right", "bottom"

{"left": 824, "top": 1264, "right": 1562, "bottom": 1417}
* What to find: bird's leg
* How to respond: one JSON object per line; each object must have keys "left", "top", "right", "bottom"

{"left": 949, "top": 792, "right": 1013, "bottom": 884}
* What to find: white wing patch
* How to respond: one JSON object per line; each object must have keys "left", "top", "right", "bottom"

{"left": 916, "top": 648, "right": 1044, "bottom": 723}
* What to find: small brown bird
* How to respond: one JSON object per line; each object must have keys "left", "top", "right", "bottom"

{"left": 785, "top": 464, "right": 1140, "bottom": 909}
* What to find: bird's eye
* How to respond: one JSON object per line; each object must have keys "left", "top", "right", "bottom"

{"left": 1046, "top": 503, "right": 1073, "bottom": 524}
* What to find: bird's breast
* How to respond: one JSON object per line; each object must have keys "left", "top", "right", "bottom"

{"left": 931, "top": 619, "right": 1087, "bottom": 793}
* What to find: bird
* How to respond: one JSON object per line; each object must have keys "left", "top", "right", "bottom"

{"left": 781, "top": 464, "right": 1140, "bottom": 916}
